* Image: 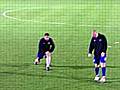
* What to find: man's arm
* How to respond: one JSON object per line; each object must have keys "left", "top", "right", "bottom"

{"left": 88, "top": 37, "right": 94, "bottom": 54}
{"left": 49, "top": 38, "right": 55, "bottom": 53}
{"left": 101, "top": 35, "right": 107, "bottom": 57}
{"left": 102, "top": 35, "right": 107, "bottom": 53}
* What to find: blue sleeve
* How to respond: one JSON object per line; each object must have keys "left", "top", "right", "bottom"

{"left": 89, "top": 37, "right": 94, "bottom": 54}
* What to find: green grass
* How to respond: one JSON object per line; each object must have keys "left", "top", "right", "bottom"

{"left": 0, "top": 0, "right": 120, "bottom": 90}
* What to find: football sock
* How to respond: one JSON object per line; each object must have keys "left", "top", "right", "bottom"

{"left": 95, "top": 67, "right": 99, "bottom": 76}
{"left": 46, "top": 56, "right": 51, "bottom": 67}
{"left": 102, "top": 67, "right": 106, "bottom": 76}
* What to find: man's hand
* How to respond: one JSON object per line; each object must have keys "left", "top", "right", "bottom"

{"left": 88, "top": 53, "right": 92, "bottom": 57}
{"left": 101, "top": 52, "right": 105, "bottom": 57}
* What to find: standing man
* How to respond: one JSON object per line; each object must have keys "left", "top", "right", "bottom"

{"left": 88, "top": 30, "right": 107, "bottom": 83}
{"left": 34, "top": 33, "right": 55, "bottom": 71}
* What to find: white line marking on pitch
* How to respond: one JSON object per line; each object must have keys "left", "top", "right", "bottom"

{"left": 108, "top": 42, "right": 119, "bottom": 48}
{"left": 78, "top": 24, "right": 118, "bottom": 28}
{"left": 2, "top": 10, "right": 65, "bottom": 25}
{"left": 1, "top": 9, "right": 120, "bottom": 27}
{"left": 108, "top": 46, "right": 112, "bottom": 48}
{"left": 114, "top": 42, "right": 119, "bottom": 44}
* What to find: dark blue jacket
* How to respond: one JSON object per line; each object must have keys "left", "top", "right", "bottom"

{"left": 89, "top": 33, "right": 107, "bottom": 56}
{"left": 38, "top": 38, "right": 55, "bottom": 53}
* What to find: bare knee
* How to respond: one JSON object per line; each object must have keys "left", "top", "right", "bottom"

{"left": 95, "top": 64, "right": 100, "bottom": 68}
{"left": 100, "top": 63, "right": 106, "bottom": 68}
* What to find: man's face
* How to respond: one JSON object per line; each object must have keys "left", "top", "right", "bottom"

{"left": 44, "top": 35, "right": 49, "bottom": 41}
{"left": 92, "top": 31, "right": 98, "bottom": 38}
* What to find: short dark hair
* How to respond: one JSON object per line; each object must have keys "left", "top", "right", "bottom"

{"left": 44, "top": 33, "right": 49, "bottom": 36}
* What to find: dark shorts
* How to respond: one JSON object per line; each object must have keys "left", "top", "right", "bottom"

{"left": 93, "top": 54, "right": 106, "bottom": 65}
{"left": 37, "top": 52, "right": 46, "bottom": 60}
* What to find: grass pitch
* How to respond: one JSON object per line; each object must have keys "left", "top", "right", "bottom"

{"left": 0, "top": 0, "right": 120, "bottom": 90}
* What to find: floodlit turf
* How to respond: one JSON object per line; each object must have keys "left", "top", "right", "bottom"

{"left": 0, "top": 0, "right": 120, "bottom": 90}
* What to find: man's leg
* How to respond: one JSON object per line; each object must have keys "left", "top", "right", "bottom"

{"left": 94, "top": 64, "right": 100, "bottom": 81}
{"left": 34, "top": 52, "right": 44, "bottom": 65}
{"left": 93, "top": 57, "right": 100, "bottom": 81}
{"left": 45, "top": 51, "right": 52, "bottom": 71}
{"left": 95, "top": 64, "right": 100, "bottom": 76}
{"left": 100, "top": 54, "right": 107, "bottom": 82}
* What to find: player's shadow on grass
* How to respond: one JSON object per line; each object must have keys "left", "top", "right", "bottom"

{"left": 0, "top": 63, "right": 31, "bottom": 68}
{"left": 107, "top": 66, "right": 120, "bottom": 68}
{"left": 0, "top": 71, "right": 45, "bottom": 78}
{"left": 106, "top": 78, "right": 120, "bottom": 83}
{"left": 53, "top": 65, "right": 93, "bottom": 69}
{"left": 0, "top": 63, "right": 33, "bottom": 71}
{"left": 0, "top": 62, "right": 41, "bottom": 77}
{"left": 53, "top": 65, "right": 120, "bottom": 69}
{"left": 81, "top": 77, "right": 120, "bottom": 84}
{"left": 44, "top": 73, "right": 92, "bottom": 82}
{"left": 0, "top": 63, "right": 119, "bottom": 69}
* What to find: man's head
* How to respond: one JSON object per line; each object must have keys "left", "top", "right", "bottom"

{"left": 44, "top": 33, "right": 50, "bottom": 41}
{"left": 92, "top": 30, "right": 98, "bottom": 38}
